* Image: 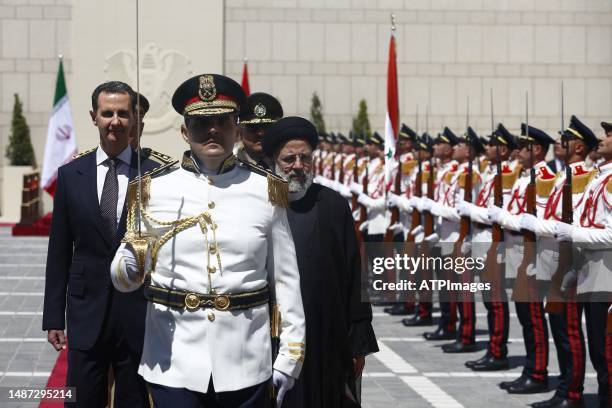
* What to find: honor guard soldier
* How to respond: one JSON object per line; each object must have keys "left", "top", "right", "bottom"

{"left": 408, "top": 129, "right": 460, "bottom": 332}
{"left": 552, "top": 119, "right": 612, "bottom": 408}
{"left": 461, "top": 124, "right": 519, "bottom": 370}
{"left": 236, "top": 92, "right": 283, "bottom": 169}
{"left": 488, "top": 124, "right": 556, "bottom": 394}
{"left": 422, "top": 129, "right": 483, "bottom": 352}
{"left": 521, "top": 116, "right": 599, "bottom": 407}
{"left": 350, "top": 132, "right": 388, "bottom": 242}
{"left": 110, "top": 74, "right": 305, "bottom": 407}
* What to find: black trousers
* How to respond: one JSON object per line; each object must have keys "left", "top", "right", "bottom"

{"left": 66, "top": 291, "right": 148, "bottom": 408}
{"left": 583, "top": 301, "right": 611, "bottom": 407}
{"left": 148, "top": 378, "right": 270, "bottom": 408}
{"left": 483, "top": 271, "right": 509, "bottom": 359}
{"left": 548, "top": 301, "right": 585, "bottom": 401}
{"left": 515, "top": 301, "right": 549, "bottom": 382}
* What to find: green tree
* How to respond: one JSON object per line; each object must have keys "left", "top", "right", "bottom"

{"left": 310, "top": 92, "right": 326, "bottom": 134}
{"left": 6, "top": 94, "right": 35, "bottom": 166}
{"left": 352, "top": 99, "right": 372, "bottom": 138}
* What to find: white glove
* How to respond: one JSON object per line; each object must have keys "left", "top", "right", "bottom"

{"left": 456, "top": 201, "right": 472, "bottom": 218}
{"left": 358, "top": 221, "right": 370, "bottom": 232}
{"left": 273, "top": 369, "right": 296, "bottom": 407}
{"left": 421, "top": 197, "right": 435, "bottom": 212}
{"left": 520, "top": 213, "right": 537, "bottom": 232}
{"left": 339, "top": 183, "right": 352, "bottom": 198}
{"left": 487, "top": 205, "right": 503, "bottom": 224}
{"left": 410, "top": 225, "right": 424, "bottom": 236}
{"left": 554, "top": 222, "right": 574, "bottom": 242}
{"left": 357, "top": 193, "right": 372, "bottom": 208}
{"left": 409, "top": 196, "right": 420, "bottom": 210}
{"left": 388, "top": 222, "right": 405, "bottom": 235}
{"left": 350, "top": 182, "right": 363, "bottom": 195}
{"left": 608, "top": 304, "right": 612, "bottom": 314}
{"left": 387, "top": 193, "right": 401, "bottom": 208}
{"left": 560, "top": 269, "right": 577, "bottom": 292}
{"left": 424, "top": 233, "right": 439, "bottom": 242}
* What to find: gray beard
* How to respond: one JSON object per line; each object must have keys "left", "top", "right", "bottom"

{"left": 275, "top": 165, "right": 313, "bottom": 193}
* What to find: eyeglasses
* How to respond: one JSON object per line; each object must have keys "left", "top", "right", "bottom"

{"left": 279, "top": 153, "right": 313, "bottom": 166}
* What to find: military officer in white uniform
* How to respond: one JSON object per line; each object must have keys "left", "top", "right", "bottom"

{"left": 110, "top": 74, "right": 305, "bottom": 407}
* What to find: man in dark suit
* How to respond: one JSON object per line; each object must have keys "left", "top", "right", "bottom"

{"left": 43, "top": 81, "right": 174, "bottom": 407}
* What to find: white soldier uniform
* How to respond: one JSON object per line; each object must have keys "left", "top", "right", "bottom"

{"left": 111, "top": 153, "right": 305, "bottom": 393}
{"left": 358, "top": 156, "right": 389, "bottom": 236}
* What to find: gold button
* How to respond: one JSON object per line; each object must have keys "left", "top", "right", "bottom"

{"left": 209, "top": 243, "right": 217, "bottom": 254}
{"left": 208, "top": 266, "right": 216, "bottom": 274}
{"left": 211, "top": 223, "right": 218, "bottom": 231}
{"left": 208, "top": 313, "right": 215, "bottom": 322}
{"left": 208, "top": 201, "right": 215, "bottom": 209}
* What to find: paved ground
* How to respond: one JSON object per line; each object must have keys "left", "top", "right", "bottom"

{"left": 0, "top": 227, "right": 602, "bottom": 407}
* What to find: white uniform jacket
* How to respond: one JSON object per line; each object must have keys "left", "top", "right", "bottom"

{"left": 110, "top": 153, "right": 305, "bottom": 393}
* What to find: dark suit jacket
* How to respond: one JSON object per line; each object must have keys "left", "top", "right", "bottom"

{"left": 43, "top": 149, "right": 161, "bottom": 352}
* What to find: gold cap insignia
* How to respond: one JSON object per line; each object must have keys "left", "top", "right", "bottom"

{"left": 198, "top": 75, "right": 216, "bottom": 102}
{"left": 254, "top": 102, "right": 266, "bottom": 117}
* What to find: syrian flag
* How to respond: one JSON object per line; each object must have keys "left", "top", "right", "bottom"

{"left": 41, "top": 57, "right": 76, "bottom": 197}
{"left": 384, "top": 29, "right": 399, "bottom": 191}
{"left": 241, "top": 58, "right": 250, "bottom": 96}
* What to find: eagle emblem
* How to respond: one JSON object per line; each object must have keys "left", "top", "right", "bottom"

{"left": 254, "top": 102, "right": 266, "bottom": 117}
{"left": 198, "top": 75, "right": 216, "bottom": 102}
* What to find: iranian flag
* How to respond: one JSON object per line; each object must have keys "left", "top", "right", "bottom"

{"left": 41, "top": 57, "right": 76, "bottom": 196}
{"left": 384, "top": 28, "right": 399, "bottom": 191}
{"left": 241, "top": 58, "right": 250, "bottom": 96}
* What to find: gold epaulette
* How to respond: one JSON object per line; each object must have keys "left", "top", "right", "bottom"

{"left": 402, "top": 160, "right": 417, "bottom": 175}
{"left": 236, "top": 158, "right": 289, "bottom": 208}
{"left": 72, "top": 146, "right": 97, "bottom": 160}
{"left": 128, "top": 161, "right": 177, "bottom": 187}
{"left": 141, "top": 147, "right": 175, "bottom": 165}
{"left": 607, "top": 177, "right": 612, "bottom": 194}
{"left": 573, "top": 169, "right": 596, "bottom": 194}
{"left": 443, "top": 170, "right": 456, "bottom": 185}
{"left": 458, "top": 171, "right": 479, "bottom": 189}
{"left": 536, "top": 174, "right": 558, "bottom": 197}
{"left": 479, "top": 159, "right": 490, "bottom": 174}
{"left": 423, "top": 169, "right": 437, "bottom": 181}
{"left": 502, "top": 164, "right": 522, "bottom": 189}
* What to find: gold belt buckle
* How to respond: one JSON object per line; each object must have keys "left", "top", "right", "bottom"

{"left": 184, "top": 293, "right": 201, "bottom": 311}
{"left": 214, "top": 295, "right": 230, "bottom": 310}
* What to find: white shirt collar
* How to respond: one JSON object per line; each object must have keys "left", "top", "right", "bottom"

{"left": 96, "top": 145, "right": 132, "bottom": 166}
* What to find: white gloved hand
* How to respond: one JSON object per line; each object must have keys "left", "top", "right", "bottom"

{"left": 410, "top": 225, "right": 424, "bottom": 236}
{"left": 424, "top": 233, "right": 439, "bottom": 242}
{"left": 554, "top": 221, "right": 574, "bottom": 242}
{"left": 350, "top": 182, "right": 363, "bottom": 195}
{"left": 421, "top": 197, "right": 435, "bottom": 212}
{"left": 388, "top": 222, "right": 405, "bottom": 235}
{"left": 456, "top": 201, "right": 472, "bottom": 218}
{"left": 520, "top": 213, "right": 537, "bottom": 232}
{"left": 560, "top": 269, "right": 577, "bottom": 292}
{"left": 339, "top": 183, "right": 352, "bottom": 198}
{"left": 487, "top": 205, "right": 503, "bottom": 224}
{"left": 387, "top": 193, "right": 401, "bottom": 208}
{"left": 272, "top": 369, "right": 296, "bottom": 408}
{"left": 358, "top": 221, "right": 370, "bottom": 232}
{"left": 409, "top": 196, "right": 420, "bottom": 210}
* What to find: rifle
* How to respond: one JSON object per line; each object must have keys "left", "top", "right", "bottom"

{"left": 356, "top": 138, "right": 369, "bottom": 240}
{"left": 545, "top": 82, "right": 572, "bottom": 314}
{"left": 339, "top": 149, "right": 345, "bottom": 186}
{"left": 512, "top": 92, "right": 537, "bottom": 302}
{"left": 351, "top": 132, "right": 359, "bottom": 212}
{"left": 483, "top": 91, "right": 504, "bottom": 287}
{"left": 407, "top": 152, "right": 422, "bottom": 242}
{"left": 453, "top": 98, "right": 472, "bottom": 256}
{"left": 317, "top": 146, "right": 323, "bottom": 177}
{"left": 384, "top": 148, "right": 402, "bottom": 242}
{"left": 422, "top": 107, "right": 434, "bottom": 238}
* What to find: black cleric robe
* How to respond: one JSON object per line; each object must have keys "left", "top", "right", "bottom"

{"left": 283, "top": 183, "right": 378, "bottom": 408}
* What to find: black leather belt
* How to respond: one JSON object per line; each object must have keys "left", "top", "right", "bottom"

{"left": 144, "top": 284, "right": 269, "bottom": 311}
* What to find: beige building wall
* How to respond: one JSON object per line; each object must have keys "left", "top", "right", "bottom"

{"left": 224, "top": 0, "right": 612, "bottom": 139}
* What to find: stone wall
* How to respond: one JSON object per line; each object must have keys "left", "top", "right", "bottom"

{"left": 224, "top": 0, "right": 612, "bottom": 138}
{"left": 0, "top": 0, "right": 71, "bottom": 168}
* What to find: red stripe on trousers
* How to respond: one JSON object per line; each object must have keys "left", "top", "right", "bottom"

{"left": 566, "top": 301, "right": 585, "bottom": 401}
{"left": 529, "top": 302, "right": 548, "bottom": 381}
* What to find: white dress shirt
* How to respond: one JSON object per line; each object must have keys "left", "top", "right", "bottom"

{"left": 96, "top": 145, "right": 132, "bottom": 224}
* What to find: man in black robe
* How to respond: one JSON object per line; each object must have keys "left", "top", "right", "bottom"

{"left": 262, "top": 116, "right": 378, "bottom": 408}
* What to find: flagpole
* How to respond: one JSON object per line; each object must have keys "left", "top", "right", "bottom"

{"left": 135, "top": 0, "right": 142, "bottom": 235}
